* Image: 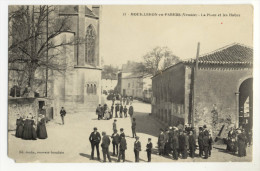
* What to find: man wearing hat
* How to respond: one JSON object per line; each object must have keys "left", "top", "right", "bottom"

{"left": 119, "top": 128, "right": 125, "bottom": 142}
{"left": 172, "top": 130, "right": 179, "bottom": 160}
{"left": 111, "top": 129, "right": 120, "bottom": 156}
{"left": 146, "top": 138, "right": 153, "bottom": 162}
{"left": 132, "top": 118, "right": 137, "bottom": 138}
{"left": 115, "top": 104, "right": 119, "bottom": 118}
{"left": 117, "top": 134, "right": 127, "bottom": 162}
{"left": 89, "top": 127, "right": 101, "bottom": 160}
{"left": 158, "top": 129, "right": 166, "bottom": 155}
{"left": 198, "top": 127, "right": 204, "bottom": 157}
{"left": 60, "top": 107, "right": 66, "bottom": 125}
{"left": 101, "top": 132, "right": 111, "bottom": 162}
{"left": 134, "top": 136, "right": 141, "bottom": 162}
{"left": 113, "top": 119, "right": 117, "bottom": 132}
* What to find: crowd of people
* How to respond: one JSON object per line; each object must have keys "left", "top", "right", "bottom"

{"left": 88, "top": 126, "right": 151, "bottom": 163}
{"left": 15, "top": 113, "right": 48, "bottom": 140}
{"left": 96, "top": 103, "right": 134, "bottom": 120}
{"left": 226, "top": 127, "right": 251, "bottom": 157}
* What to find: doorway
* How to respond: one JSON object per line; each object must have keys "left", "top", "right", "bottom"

{"left": 238, "top": 78, "right": 253, "bottom": 131}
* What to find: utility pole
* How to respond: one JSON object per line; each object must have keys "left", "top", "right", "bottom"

{"left": 192, "top": 42, "right": 200, "bottom": 127}
{"left": 45, "top": 5, "right": 49, "bottom": 97}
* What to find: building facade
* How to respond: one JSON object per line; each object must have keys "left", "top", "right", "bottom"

{"left": 53, "top": 5, "right": 102, "bottom": 115}
{"left": 152, "top": 43, "right": 253, "bottom": 138}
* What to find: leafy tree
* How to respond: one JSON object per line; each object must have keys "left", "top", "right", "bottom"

{"left": 136, "top": 46, "right": 181, "bottom": 75}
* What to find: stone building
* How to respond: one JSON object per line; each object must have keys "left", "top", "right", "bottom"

{"left": 50, "top": 5, "right": 102, "bottom": 115}
{"left": 152, "top": 43, "right": 253, "bottom": 137}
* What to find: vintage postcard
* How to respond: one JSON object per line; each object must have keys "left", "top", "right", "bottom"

{"left": 7, "top": 5, "right": 253, "bottom": 163}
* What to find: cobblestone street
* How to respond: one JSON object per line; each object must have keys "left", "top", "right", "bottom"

{"left": 8, "top": 100, "right": 252, "bottom": 163}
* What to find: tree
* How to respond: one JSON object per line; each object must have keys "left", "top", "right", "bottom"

{"left": 8, "top": 5, "right": 76, "bottom": 93}
{"left": 141, "top": 46, "right": 181, "bottom": 75}
{"left": 102, "top": 65, "right": 119, "bottom": 80}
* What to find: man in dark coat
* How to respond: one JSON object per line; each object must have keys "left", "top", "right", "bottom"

{"left": 101, "top": 132, "right": 111, "bottom": 162}
{"left": 164, "top": 129, "right": 170, "bottom": 156}
{"left": 146, "top": 138, "right": 153, "bottom": 162}
{"left": 119, "top": 105, "right": 123, "bottom": 118}
{"left": 96, "top": 104, "right": 102, "bottom": 120}
{"left": 208, "top": 132, "right": 213, "bottom": 157}
{"left": 203, "top": 131, "right": 209, "bottom": 159}
{"left": 117, "top": 134, "right": 127, "bottom": 162}
{"left": 179, "top": 131, "right": 188, "bottom": 159}
{"left": 172, "top": 130, "right": 179, "bottom": 160}
{"left": 111, "top": 129, "right": 120, "bottom": 156}
{"left": 134, "top": 136, "right": 141, "bottom": 162}
{"left": 198, "top": 127, "right": 204, "bottom": 157}
{"left": 123, "top": 106, "right": 128, "bottom": 117}
{"left": 132, "top": 118, "right": 137, "bottom": 138}
{"left": 119, "top": 128, "right": 125, "bottom": 142}
{"left": 129, "top": 105, "right": 134, "bottom": 118}
{"left": 189, "top": 130, "right": 196, "bottom": 158}
{"left": 115, "top": 104, "right": 119, "bottom": 118}
{"left": 89, "top": 127, "right": 101, "bottom": 160}
{"left": 60, "top": 107, "right": 66, "bottom": 125}
{"left": 158, "top": 129, "right": 166, "bottom": 155}
{"left": 111, "top": 105, "right": 114, "bottom": 118}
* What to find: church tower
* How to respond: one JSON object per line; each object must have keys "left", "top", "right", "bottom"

{"left": 53, "top": 5, "right": 102, "bottom": 115}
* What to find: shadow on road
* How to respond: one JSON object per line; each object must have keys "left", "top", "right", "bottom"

{"left": 134, "top": 112, "right": 163, "bottom": 137}
{"left": 213, "top": 146, "right": 238, "bottom": 157}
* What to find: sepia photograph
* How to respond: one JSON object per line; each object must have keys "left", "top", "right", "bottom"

{"left": 7, "top": 4, "right": 254, "bottom": 163}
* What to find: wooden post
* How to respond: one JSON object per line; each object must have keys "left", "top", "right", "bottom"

{"left": 192, "top": 42, "right": 200, "bottom": 127}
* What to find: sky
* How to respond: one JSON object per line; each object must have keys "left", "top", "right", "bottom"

{"left": 99, "top": 5, "right": 253, "bottom": 67}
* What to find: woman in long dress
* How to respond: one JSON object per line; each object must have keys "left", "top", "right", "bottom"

{"left": 22, "top": 114, "right": 37, "bottom": 140}
{"left": 237, "top": 129, "right": 247, "bottom": 157}
{"left": 37, "top": 114, "right": 48, "bottom": 139}
{"left": 15, "top": 114, "right": 24, "bottom": 138}
{"left": 31, "top": 115, "right": 37, "bottom": 140}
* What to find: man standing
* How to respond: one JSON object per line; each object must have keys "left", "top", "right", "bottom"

{"left": 117, "top": 134, "right": 127, "bottom": 162}
{"left": 60, "top": 107, "right": 66, "bottom": 125}
{"left": 158, "top": 129, "right": 165, "bottom": 155}
{"left": 89, "top": 127, "right": 101, "bottom": 160}
{"left": 164, "top": 129, "right": 170, "bottom": 156}
{"left": 115, "top": 104, "right": 119, "bottom": 118}
{"left": 96, "top": 104, "right": 102, "bottom": 120}
{"left": 112, "top": 119, "right": 117, "bottom": 132}
{"left": 119, "top": 128, "right": 125, "bottom": 142}
{"left": 111, "top": 105, "right": 114, "bottom": 118}
{"left": 132, "top": 118, "right": 137, "bottom": 138}
{"left": 123, "top": 106, "right": 128, "bottom": 118}
{"left": 134, "top": 136, "right": 141, "bottom": 162}
{"left": 189, "top": 131, "right": 196, "bottom": 158}
{"left": 146, "top": 138, "right": 153, "bottom": 162}
{"left": 203, "top": 131, "right": 210, "bottom": 159}
{"left": 101, "top": 132, "right": 111, "bottom": 162}
{"left": 111, "top": 129, "right": 120, "bottom": 156}
{"left": 129, "top": 105, "right": 134, "bottom": 118}
{"left": 198, "top": 127, "right": 204, "bottom": 157}
{"left": 172, "top": 130, "right": 179, "bottom": 160}
{"left": 119, "top": 104, "right": 123, "bottom": 118}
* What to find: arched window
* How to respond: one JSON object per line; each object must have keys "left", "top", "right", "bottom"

{"left": 90, "top": 84, "right": 93, "bottom": 94}
{"left": 87, "top": 84, "right": 90, "bottom": 94}
{"left": 85, "top": 25, "right": 96, "bottom": 66}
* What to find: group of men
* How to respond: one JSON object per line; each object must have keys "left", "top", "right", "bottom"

{"left": 158, "top": 124, "right": 213, "bottom": 160}
{"left": 88, "top": 127, "right": 153, "bottom": 162}
{"left": 96, "top": 103, "right": 134, "bottom": 120}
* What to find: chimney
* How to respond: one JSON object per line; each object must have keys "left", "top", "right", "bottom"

{"left": 92, "top": 5, "right": 100, "bottom": 17}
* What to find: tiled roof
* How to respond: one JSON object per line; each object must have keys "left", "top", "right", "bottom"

{"left": 184, "top": 43, "right": 253, "bottom": 65}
